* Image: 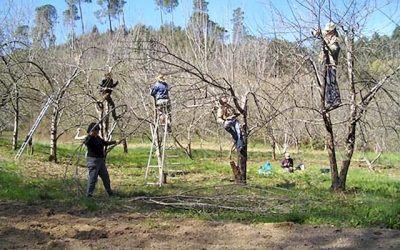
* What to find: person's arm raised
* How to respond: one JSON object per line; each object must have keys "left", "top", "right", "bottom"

{"left": 74, "top": 128, "right": 87, "bottom": 140}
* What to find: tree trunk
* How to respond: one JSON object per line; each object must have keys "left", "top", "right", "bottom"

{"left": 238, "top": 108, "right": 248, "bottom": 184}
{"left": 267, "top": 124, "right": 276, "bottom": 160}
{"left": 337, "top": 122, "right": 356, "bottom": 190}
{"left": 160, "top": 9, "right": 163, "bottom": 25}
{"left": 333, "top": 30, "right": 357, "bottom": 191}
{"left": 323, "top": 112, "right": 340, "bottom": 190}
{"left": 319, "top": 63, "right": 340, "bottom": 190}
{"left": 318, "top": 35, "right": 341, "bottom": 191}
{"left": 12, "top": 84, "right": 19, "bottom": 150}
{"left": 238, "top": 143, "right": 247, "bottom": 183}
{"left": 107, "top": 0, "right": 113, "bottom": 33}
{"left": 122, "top": 138, "right": 128, "bottom": 153}
{"left": 121, "top": 9, "right": 126, "bottom": 33}
{"left": 271, "top": 140, "right": 276, "bottom": 160}
{"left": 49, "top": 100, "right": 59, "bottom": 162}
{"left": 78, "top": 0, "right": 85, "bottom": 34}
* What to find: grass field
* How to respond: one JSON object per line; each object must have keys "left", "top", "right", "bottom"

{"left": 0, "top": 138, "right": 399, "bottom": 229}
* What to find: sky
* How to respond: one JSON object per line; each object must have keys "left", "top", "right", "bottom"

{"left": 2, "top": 0, "right": 400, "bottom": 43}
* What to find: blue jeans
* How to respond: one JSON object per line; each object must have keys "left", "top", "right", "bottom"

{"left": 223, "top": 119, "right": 243, "bottom": 151}
{"left": 86, "top": 157, "right": 112, "bottom": 197}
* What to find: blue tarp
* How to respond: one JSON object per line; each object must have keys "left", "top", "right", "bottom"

{"left": 258, "top": 162, "right": 272, "bottom": 175}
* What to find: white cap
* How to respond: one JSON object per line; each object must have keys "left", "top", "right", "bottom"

{"left": 324, "top": 22, "right": 336, "bottom": 31}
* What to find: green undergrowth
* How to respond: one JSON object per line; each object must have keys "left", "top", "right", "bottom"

{"left": 0, "top": 138, "right": 399, "bottom": 229}
{"left": 0, "top": 159, "right": 74, "bottom": 203}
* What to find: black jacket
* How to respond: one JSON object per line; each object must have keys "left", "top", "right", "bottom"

{"left": 99, "top": 78, "right": 118, "bottom": 94}
{"left": 84, "top": 135, "right": 116, "bottom": 158}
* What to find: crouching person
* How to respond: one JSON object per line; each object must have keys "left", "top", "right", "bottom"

{"left": 281, "top": 152, "right": 294, "bottom": 173}
{"left": 75, "top": 122, "right": 116, "bottom": 197}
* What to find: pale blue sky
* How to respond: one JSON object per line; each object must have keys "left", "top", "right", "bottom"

{"left": 3, "top": 0, "right": 400, "bottom": 43}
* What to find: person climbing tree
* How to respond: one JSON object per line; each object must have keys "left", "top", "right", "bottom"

{"left": 312, "top": 22, "right": 341, "bottom": 110}
{"left": 75, "top": 123, "right": 116, "bottom": 197}
{"left": 150, "top": 74, "right": 172, "bottom": 132}
{"left": 98, "top": 72, "right": 119, "bottom": 120}
{"left": 217, "top": 96, "right": 243, "bottom": 151}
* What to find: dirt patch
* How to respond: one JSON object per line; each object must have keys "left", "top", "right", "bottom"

{"left": 1, "top": 201, "right": 400, "bottom": 249}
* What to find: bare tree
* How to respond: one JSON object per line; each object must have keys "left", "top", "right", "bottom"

{"left": 269, "top": 0, "right": 400, "bottom": 191}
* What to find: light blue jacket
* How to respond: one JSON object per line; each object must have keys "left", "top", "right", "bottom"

{"left": 151, "top": 81, "right": 169, "bottom": 100}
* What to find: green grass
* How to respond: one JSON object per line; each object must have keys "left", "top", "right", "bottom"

{"left": 0, "top": 159, "right": 72, "bottom": 202}
{"left": 0, "top": 137, "right": 399, "bottom": 229}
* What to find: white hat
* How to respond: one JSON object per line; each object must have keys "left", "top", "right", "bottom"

{"left": 156, "top": 74, "right": 165, "bottom": 81}
{"left": 324, "top": 22, "right": 336, "bottom": 31}
{"left": 285, "top": 152, "right": 290, "bottom": 158}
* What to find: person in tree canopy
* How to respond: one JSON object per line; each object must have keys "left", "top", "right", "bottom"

{"left": 75, "top": 122, "right": 116, "bottom": 197}
{"left": 316, "top": 22, "right": 341, "bottom": 66}
{"left": 312, "top": 22, "right": 341, "bottom": 109}
{"left": 151, "top": 74, "right": 172, "bottom": 132}
{"left": 217, "top": 96, "right": 243, "bottom": 152}
{"left": 99, "top": 72, "right": 119, "bottom": 120}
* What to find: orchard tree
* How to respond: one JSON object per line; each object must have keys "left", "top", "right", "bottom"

{"left": 270, "top": 0, "right": 400, "bottom": 191}
{"left": 132, "top": 32, "right": 287, "bottom": 184}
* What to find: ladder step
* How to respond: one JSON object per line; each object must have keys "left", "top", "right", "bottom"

{"left": 145, "top": 182, "right": 161, "bottom": 186}
{"left": 147, "top": 165, "right": 160, "bottom": 168}
{"left": 167, "top": 155, "right": 180, "bottom": 158}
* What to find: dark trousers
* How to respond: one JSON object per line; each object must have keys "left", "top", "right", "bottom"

{"left": 324, "top": 66, "right": 341, "bottom": 108}
{"left": 86, "top": 157, "right": 112, "bottom": 196}
{"left": 102, "top": 93, "right": 118, "bottom": 120}
{"left": 223, "top": 119, "right": 243, "bottom": 151}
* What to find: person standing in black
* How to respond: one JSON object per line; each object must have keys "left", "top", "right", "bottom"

{"left": 99, "top": 72, "right": 119, "bottom": 120}
{"left": 75, "top": 122, "right": 116, "bottom": 197}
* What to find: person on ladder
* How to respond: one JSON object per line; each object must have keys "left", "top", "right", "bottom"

{"left": 98, "top": 72, "right": 119, "bottom": 120}
{"left": 312, "top": 22, "right": 341, "bottom": 110}
{"left": 150, "top": 74, "right": 172, "bottom": 133}
{"left": 217, "top": 96, "right": 244, "bottom": 152}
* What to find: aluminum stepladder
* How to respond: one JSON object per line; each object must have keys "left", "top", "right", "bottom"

{"left": 15, "top": 95, "right": 53, "bottom": 160}
{"left": 145, "top": 102, "right": 174, "bottom": 186}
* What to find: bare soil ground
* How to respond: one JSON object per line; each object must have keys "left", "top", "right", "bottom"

{"left": 1, "top": 201, "right": 400, "bottom": 250}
